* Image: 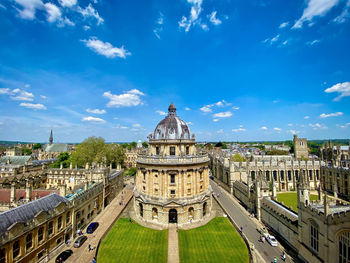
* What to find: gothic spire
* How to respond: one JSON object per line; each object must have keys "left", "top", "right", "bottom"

{"left": 49, "top": 129, "right": 53, "bottom": 145}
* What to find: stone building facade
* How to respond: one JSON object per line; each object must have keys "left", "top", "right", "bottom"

{"left": 134, "top": 103, "right": 212, "bottom": 227}
{"left": 320, "top": 141, "right": 350, "bottom": 168}
{"left": 321, "top": 166, "right": 350, "bottom": 201}
{"left": 293, "top": 134, "right": 309, "bottom": 159}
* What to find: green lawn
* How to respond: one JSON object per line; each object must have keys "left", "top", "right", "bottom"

{"left": 277, "top": 192, "right": 318, "bottom": 212}
{"left": 179, "top": 217, "right": 249, "bottom": 263}
{"left": 97, "top": 218, "right": 168, "bottom": 263}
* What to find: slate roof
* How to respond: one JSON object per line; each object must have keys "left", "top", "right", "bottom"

{"left": 44, "top": 143, "right": 68, "bottom": 153}
{"left": 0, "top": 156, "right": 31, "bottom": 166}
{"left": 0, "top": 193, "right": 69, "bottom": 235}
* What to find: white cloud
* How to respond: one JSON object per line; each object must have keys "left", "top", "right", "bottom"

{"left": 320, "top": 112, "right": 343, "bottom": 118}
{"left": 0, "top": 3, "right": 6, "bottom": 9}
{"left": 213, "top": 111, "right": 232, "bottom": 118}
{"left": 279, "top": 21, "right": 289, "bottom": 28}
{"left": 334, "top": 1, "right": 350, "bottom": 23}
{"left": 306, "top": 39, "right": 320, "bottom": 46}
{"left": 0, "top": 88, "right": 11, "bottom": 94}
{"left": 40, "top": 95, "right": 47, "bottom": 99}
{"left": 233, "top": 106, "right": 240, "bottom": 110}
{"left": 232, "top": 126, "right": 246, "bottom": 132}
{"left": 282, "top": 40, "right": 288, "bottom": 45}
{"left": 200, "top": 106, "right": 212, "bottom": 113}
{"left": 82, "top": 37, "right": 131, "bottom": 59}
{"left": 20, "top": 102, "right": 46, "bottom": 110}
{"left": 10, "top": 89, "right": 34, "bottom": 101}
{"left": 78, "top": 3, "right": 104, "bottom": 25}
{"left": 270, "top": 34, "right": 280, "bottom": 44}
{"left": 14, "top": 0, "right": 44, "bottom": 20}
{"left": 156, "top": 110, "right": 167, "bottom": 116}
{"left": 288, "top": 123, "right": 293, "bottom": 127}
{"left": 83, "top": 25, "right": 91, "bottom": 30}
{"left": 82, "top": 116, "right": 106, "bottom": 123}
{"left": 288, "top": 129, "right": 299, "bottom": 135}
{"left": 213, "top": 119, "right": 219, "bottom": 122}
{"left": 154, "top": 12, "right": 164, "bottom": 39}
{"left": 24, "top": 84, "right": 30, "bottom": 88}
{"left": 132, "top": 123, "right": 141, "bottom": 128}
{"left": 304, "top": 115, "right": 310, "bottom": 119}
{"left": 324, "top": 82, "right": 350, "bottom": 101}
{"left": 309, "top": 123, "right": 328, "bottom": 130}
{"left": 44, "top": 3, "right": 62, "bottom": 23}
{"left": 208, "top": 11, "right": 222, "bottom": 25}
{"left": 292, "top": 0, "right": 340, "bottom": 29}
{"left": 178, "top": 0, "right": 204, "bottom": 32}
{"left": 58, "top": 0, "right": 77, "bottom": 8}
{"left": 273, "top": 127, "right": 282, "bottom": 131}
{"left": 113, "top": 117, "right": 118, "bottom": 120}
{"left": 187, "top": 122, "right": 193, "bottom": 125}
{"left": 86, "top": 108, "right": 106, "bottom": 114}
{"left": 260, "top": 126, "right": 268, "bottom": 130}
{"left": 338, "top": 122, "right": 350, "bottom": 128}
{"left": 217, "top": 129, "right": 224, "bottom": 133}
{"left": 185, "top": 107, "right": 191, "bottom": 111}
{"left": 103, "top": 89, "right": 145, "bottom": 108}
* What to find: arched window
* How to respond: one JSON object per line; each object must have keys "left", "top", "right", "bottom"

{"left": 280, "top": 171, "right": 284, "bottom": 181}
{"left": 287, "top": 171, "right": 292, "bottom": 181}
{"left": 38, "top": 227, "right": 44, "bottom": 243}
{"left": 273, "top": 171, "right": 277, "bottom": 181}
{"left": 188, "top": 207, "right": 194, "bottom": 220}
{"left": 139, "top": 203, "right": 143, "bottom": 217}
{"left": 13, "top": 240, "right": 20, "bottom": 259}
{"left": 251, "top": 171, "right": 255, "bottom": 181}
{"left": 338, "top": 230, "right": 350, "bottom": 263}
{"left": 26, "top": 233, "right": 32, "bottom": 251}
{"left": 265, "top": 171, "right": 270, "bottom": 181}
{"left": 295, "top": 170, "right": 299, "bottom": 181}
{"left": 152, "top": 207, "right": 158, "bottom": 220}
{"left": 310, "top": 220, "right": 319, "bottom": 252}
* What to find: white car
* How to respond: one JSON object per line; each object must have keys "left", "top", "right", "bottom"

{"left": 267, "top": 235, "right": 278, "bottom": 247}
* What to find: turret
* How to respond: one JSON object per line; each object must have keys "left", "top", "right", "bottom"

{"left": 297, "top": 169, "right": 310, "bottom": 207}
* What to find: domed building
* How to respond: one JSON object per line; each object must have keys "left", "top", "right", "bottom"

{"left": 134, "top": 102, "right": 212, "bottom": 226}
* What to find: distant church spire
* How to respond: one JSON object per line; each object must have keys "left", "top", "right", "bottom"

{"left": 49, "top": 129, "right": 53, "bottom": 145}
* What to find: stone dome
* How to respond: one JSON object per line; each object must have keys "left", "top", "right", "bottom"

{"left": 152, "top": 102, "right": 191, "bottom": 140}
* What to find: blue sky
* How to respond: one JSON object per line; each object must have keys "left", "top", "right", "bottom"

{"left": 0, "top": 0, "right": 349, "bottom": 143}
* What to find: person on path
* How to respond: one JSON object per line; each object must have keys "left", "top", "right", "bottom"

{"left": 240, "top": 226, "right": 243, "bottom": 233}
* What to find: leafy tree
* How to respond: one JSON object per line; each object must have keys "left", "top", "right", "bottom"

{"left": 51, "top": 152, "right": 70, "bottom": 168}
{"left": 21, "top": 148, "right": 32, "bottom": 155}
{"left": 266, "top": 150, "right": 289, "bottom": 155}
{"left": 130, "top": 141, "right": 137, "bottom": 148}
{"left": 221, "top": 142, "right": 228, "bottom": 149}
{"left": 33, "top": 143, "right": 42, "bottom": 150}
{"left": 125, "top": 167, "right": 137, "bottom": 176}
{"left": 142, "top": 141, "right": 148, "bottom": 148}
{"left": 232, "top": 153, "right": 246, "bottom": 162}
{"left": 70, "top": 137, "right": 125, "bottom": 168}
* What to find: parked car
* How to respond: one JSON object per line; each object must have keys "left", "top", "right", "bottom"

{"left": 74, "top": 236, "right": 87, "bottom": 248}
{"left": 87, "top": 222, "right": 99, "bottom": 234}
{"left": 55, "top": 249, "right": 73, "bottom": 262}
{"left": 267, "top": 235, "right": 278, "bottom": 247}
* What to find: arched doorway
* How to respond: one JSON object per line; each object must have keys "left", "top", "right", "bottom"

{"left": 139, "top": 203, "right": 143, "bottom": 217}
{"left": 203, "top": 202, "right": 207, "bottom": 217}
{"left": 169, "top": 209, "right": 177, "bottom": 223}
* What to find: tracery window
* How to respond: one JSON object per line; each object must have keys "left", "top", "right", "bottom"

{"left": 310, "top": 221, "right": 319, "bottom": 252}
{"left": 338, "top": 231, "right": 350, "bottom": 263}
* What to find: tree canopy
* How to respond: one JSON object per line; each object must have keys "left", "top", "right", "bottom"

{"left": 51, "top": 152, "right": 70, "bottom": 168}
{"left": 70, "top": 137, "right": 125, "bottom": 168}
{"left": 33, "top": 143, "right": 42, "bottom": 150}
{"left": 232, "top": 153, "right": 246, "bottom": 162}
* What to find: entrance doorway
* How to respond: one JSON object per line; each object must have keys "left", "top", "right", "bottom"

{"left": 168, "top": 209, "right": 177, "bottom": 223}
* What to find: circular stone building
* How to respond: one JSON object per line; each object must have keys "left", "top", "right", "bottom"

{"left": 134, "top": 102, "right": 212, "bottom": 227}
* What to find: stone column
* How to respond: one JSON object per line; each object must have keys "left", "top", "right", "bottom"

{"left": 25, "top": 180, "right": 32, "bottom": 202}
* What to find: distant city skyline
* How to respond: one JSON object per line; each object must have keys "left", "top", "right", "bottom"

{"left": 0, "top": 0, "right": 349, "bottom": 142}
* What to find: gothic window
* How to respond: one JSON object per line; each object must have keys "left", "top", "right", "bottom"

{"left": 26, "top": 233, "right": 32, "bottom": 251}
{"left": 251, "top": 171, "right": 255, "bottom": 181}
{"left": 280, "top": 171, "right": 284, "bottom": 181}
{"left": 38, "top": 227, "right": 44, "bottom": 242}
{"left": 288, "top": 171, "right": 292, "bottom": 181}
{"left": 309, "top": 170, "right": 313, "bottom": 180}
{"left": 13, "top": 240, "right": 20, "bottom": 259}
{"left": 338, "top": 231, "right": 350, "bottom": 263}
{"left": 295, "top": 170, "right": 299, "bottom": 181}
{"left": 156, "top": 147, "right": 160, "bottom": 155}
{"left": 186, "top": 146, "right": 189, "bottom": 155}
{"left": 170, "top": 147, "right": 175, "bottom": 156}
{"left": 316, "top": 170, "right": 319, "bottom": 180}
{"left": 310, "top": 221, "right": 319, "bottom": 252}
{"left": 266, "top": 171, "right": 270, "bottom": 181}
{"left": 273, "top": 171, "right": 277, "bottom": 181}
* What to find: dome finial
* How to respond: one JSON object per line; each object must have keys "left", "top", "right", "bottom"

{"left": 168, "top": 101, "right": 176, "bottom": 116}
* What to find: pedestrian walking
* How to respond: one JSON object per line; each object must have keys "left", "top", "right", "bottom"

{"left": 88, "top": 244, "right": 91, "bottom": 251}
{"left": 240, "top": 226, "right": 243, "bottom": 233}
{"left": 92, "top": 257, "right": 96, "bottom": 263}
